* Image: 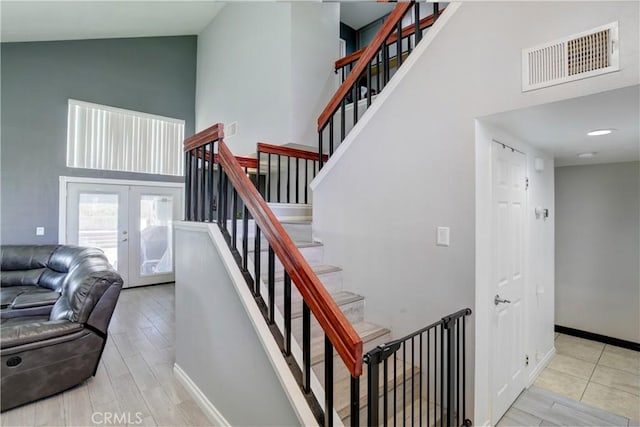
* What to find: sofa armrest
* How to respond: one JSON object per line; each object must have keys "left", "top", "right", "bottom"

{"left": 0, "top": 320, "right": 83, "bottom": 349}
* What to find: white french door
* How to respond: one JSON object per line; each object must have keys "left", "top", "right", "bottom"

{"left": 491, "top": 142, "right": 527, "bottom": 422}
{"left": 65, "top": 180, "right": 182, "bottom": 288}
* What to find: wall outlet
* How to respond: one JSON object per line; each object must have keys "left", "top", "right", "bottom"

{"left": 436, "top": 227, "right": 450, "bottom": 246}
{"left": 36, "top": 227, "right": 45, "bottom": 236}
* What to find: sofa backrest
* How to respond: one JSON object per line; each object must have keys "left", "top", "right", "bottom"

{"left": 1, "top": 245, "right": 106, "bottom": 292}
{"left": 49, "top": 256, "right": 123, "bottom": 327}
{"left": 0, "top": 245, "right": 59, "bottom": 286}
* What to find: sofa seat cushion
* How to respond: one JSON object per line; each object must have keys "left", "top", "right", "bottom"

{"left": 0, "top": 286, "right": 35, "bottom": 309}
{"left": 0, "top": 318, "right": 83, "bottom": 349}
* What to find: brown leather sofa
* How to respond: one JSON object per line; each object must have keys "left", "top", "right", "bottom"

{"left": 0, "top": 245, "right": 123, "bottom": 411}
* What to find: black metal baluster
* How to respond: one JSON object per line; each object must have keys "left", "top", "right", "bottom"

{"left": 367, "top": 353, "right": 380, "bottom": 427}
{"left": 295, "top": 157, "right": 299, "bottom": 204}
{"left": 446, "top": 320, "right": 455, "bottom": 427}
{"left": 393, "top": 353, "right": 397, "bottom": 427}
{"left": 231, "top": 189, "right": 238, "bottom": 250}
{"left": 376, "top": 52, "right": 381, "bottom": 93}
{"left": 185, "top": 151, "right": 191, "bottom": 220}
{"left": 254, "top": 226, "right": 261, "bottom": 297}
{"left": 350, "top": 376, "right": 359, "bottom": 427}
{"left": 221, "top": 172, "right": 228, "bottom": 238}
{"left": 414, "top": 2, "right": 422, "bottom": 46}
{"left": 208, "top": 142, "right": 215, "bottom": 222}
{"left": 353, "top": 85, "right": 359, "bottom": 126}
{"left": 304, "top": 159, "right": 309, "bottom": 204}
{"left": 303, "top": 302, "right": 311, "bottom": 392}
{"left": 427, "top": 329, "right": 430, "bottom": 427}
{"left": 440, "top": 325, "right": 444, "bottom": 427}
{"left": 462, "top": 315, "right": 467, "bottom": 424}
{"left": 268, "top": 246, "right": 275, "bottom": 324}
{"left": 329, "top": 116, "right": 334, "bottom": 156}
{"left": 411, "top": 337, "right": 415, "bottom": 427}
{"left": 433, "top": 2, "right": 440, "bottom": 21}
{"left": 191, "top": 149, "right": 198, "bottom": 221}
{"left": 367, "top": 63, "right": 372, "bottom": 107}
{"left": 277, "top": 155, "right": 281, "bottom": 202}
{"left": 340, "top": 99, "right": 346, "bottom": 143}
{"left": 286, "top": 156, "right": 290, "bottom": 203}
{"left": 419, "top": 333, "right": 423, "bottom": 426}
{"left": 267, "top": 153, "right": 271, "bottom": 202}
{"left": 402, "top": 341, "right": 406, "bottom": 427}
{"left": 284, "top": 272, "right": 291, "bottom": 355}
{"left": 397, "top": 20, "right": 403, "bottom": 68}
{"left": 242, "top": 205, "right": 249, "bottom": 272}
{"left": 257, "top": 151, "right": 262, "bottom": 198}
{"left": 383, "top": 358, "right": 389, "bottom": 426}
{"left": 217, "top": 165, "right": 223, "bottom": 224}
{"left": 457, "top": 319, "right": 461, "bottom": 427}
{"left": 200, "top": 147, "right": 206, "bottom": 221}
{"left": 325, "top": 335, "right": 334, "bottom": 427}
{"left": 319, "top": 130, "right": 324, "bottom": 169}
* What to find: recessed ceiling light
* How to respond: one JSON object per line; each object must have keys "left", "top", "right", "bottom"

{"left": 578, "top": 152, "right": 597, "bottom": 158}
{"left": 587, "top": 129, "right": 614, "bottom": 136}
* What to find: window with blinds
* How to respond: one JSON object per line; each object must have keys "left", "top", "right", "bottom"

{"left": 67, "top": 99, "right": 185, "bottom": 176}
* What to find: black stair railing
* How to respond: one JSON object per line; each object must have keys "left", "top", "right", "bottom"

{"left": 317, "top": 2, "right": 443, "bottom": 167}
{"left": 256, "top": 142, "right": 328, "bottom": 204}
{"left": 184, "top": 124, "right": 363, "bottom": 427}
{"left": 363, "top": 308, "right": 473, "bottom": 427}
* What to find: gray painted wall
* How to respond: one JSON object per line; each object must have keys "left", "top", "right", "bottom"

{"left": 1, "top": 36, "right": 196, "bottom": 244}
{"left": 174, "top": 225, "right": 300, "bottom": 426}
{"left": 555, "top": 161, "right": 640, "bottom": 343}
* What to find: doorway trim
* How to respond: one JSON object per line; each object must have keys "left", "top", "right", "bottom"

{"left": 58, "top": 176, "right": 184, "bottom": 244}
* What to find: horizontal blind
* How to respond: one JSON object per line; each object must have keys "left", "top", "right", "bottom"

{"left": 67, "top": 99, "right": 185, "bottom": 176}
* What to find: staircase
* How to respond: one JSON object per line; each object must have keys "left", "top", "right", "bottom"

{"left": 182, "top": 2, "right": 473, "bottom": 425}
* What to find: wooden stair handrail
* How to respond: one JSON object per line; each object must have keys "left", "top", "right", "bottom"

{"left": 184, "top": 123, "right": 224, "bottom": 152}
{"left": 334, "top": 7, "right": 444, "bottom": 71}
{"left": 257, "top": 142, "right": 328, "bottom": 163}
{"left": 216, "top": 138, "right": 363, "bottom": 377}
{"left": 317, "top": 2, "right": 412, "bottom": 131}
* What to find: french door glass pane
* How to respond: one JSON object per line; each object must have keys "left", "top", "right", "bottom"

{"left": 78, "top": 193, "right": 119, "bottom": 268}
{"left": 140, "top": 195, "right": 173, "bottom": 276}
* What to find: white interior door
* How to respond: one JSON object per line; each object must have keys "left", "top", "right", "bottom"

{"left": 66, "top": 181, "right": 182, "bottom": 288}
{"left": 128, "top": 186, "right": 181, "bottom": 287}
{"left": 67, "top": 183, "right": 130, "bottom": 284}
{"left": 491, "top": 143, "right": 526, "bottom": 422}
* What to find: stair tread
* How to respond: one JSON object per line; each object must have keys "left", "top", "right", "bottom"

{"left": 287, "top": 290, "right": 363, "bottom": 319}
{"left": 262, "top": 264, "right": 341, "bottom": 282}
{"left": 386, "top": 398, "right": 442, "bottom": 427}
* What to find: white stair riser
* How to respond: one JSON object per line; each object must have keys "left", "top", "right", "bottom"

{"left": 250, "top": 245, "right": 324, "bottom": 273}
{"left": 230, "top": 220, "right": 312, "bottom": 242}
{"left": 270, "top": 269, "right": 343, "bottom": 297}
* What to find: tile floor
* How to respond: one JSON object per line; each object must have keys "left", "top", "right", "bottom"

{"left": 533, "top": 333, "right": 640, "bottom": 422}
{"left": 0, "top": 283, "right": 214, "bottom": 427}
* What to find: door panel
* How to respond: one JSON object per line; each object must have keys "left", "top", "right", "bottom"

{"left": 66, "top": 182, "right": 182, "bottom": 288}
{"left": 128, "top": 186, "right": 182, "bottom": 287}
{"left": 67, "top": 184, "right": 129, "bottom": 283}
{"left": 491, "top": 143, "right": 526, "bottom": 422}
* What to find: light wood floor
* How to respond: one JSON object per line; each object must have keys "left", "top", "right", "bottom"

{"left": 1, "top": 283, "right": 214, "bottom": 427}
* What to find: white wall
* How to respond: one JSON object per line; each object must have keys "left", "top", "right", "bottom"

{"left": 174, "top": 224, "right": 303, "bottom": 426}
{"left": 475, "top": 122, "right": 555, "bottom": 426}
{"left": 555, "top": 161, "right": 640, "bottom": 343}
{"left": 311, "top": 2, "right": 638, "bottom": 424}
{"left": 196, "top": 3, "right": 338, "bottom": 156}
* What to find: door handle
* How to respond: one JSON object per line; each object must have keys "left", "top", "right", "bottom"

{"left": 122, "top": 238, "right": 128, "bottom": 242}
{"left": 494, "top": 295, "right": 511, "bottom": 306}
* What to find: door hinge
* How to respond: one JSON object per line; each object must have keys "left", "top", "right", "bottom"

{"left": 525, "top": 177, "right": 529, "bottom": 190}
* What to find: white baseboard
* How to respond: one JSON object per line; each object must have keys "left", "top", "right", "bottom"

{"left": 527, "top": 346, "right": 556, "bottom": 388}
{"left": 173, "top": 363, "right": 232, "bottom": 427}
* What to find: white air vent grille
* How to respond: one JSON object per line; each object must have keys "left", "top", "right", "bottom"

{"left": 523, "top": 22, "right": 619, "bottom": 92}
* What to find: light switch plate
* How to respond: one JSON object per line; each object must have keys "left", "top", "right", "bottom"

{"left": 436, "top": 227, "right": 450, "bottom": 246}
{"left": 36, "top": 227, "right": 45, "bottom": 236}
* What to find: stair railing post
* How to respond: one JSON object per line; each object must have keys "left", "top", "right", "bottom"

{"left": 364, "top": 348, "right": 381, "bottom": 427}
{"left": 444, "top": 316, "right": 456, "bottom": 427}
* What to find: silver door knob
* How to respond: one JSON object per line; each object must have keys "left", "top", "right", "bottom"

{"left": 494, "top": 295, "right": 511, "bottom": 305}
